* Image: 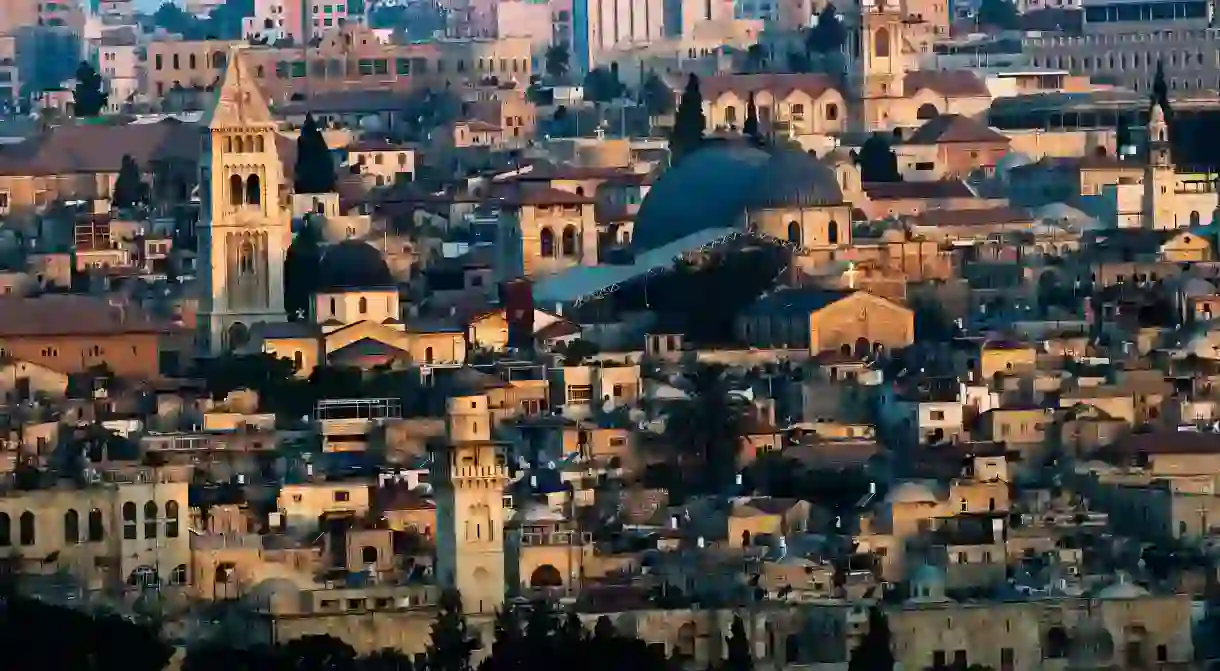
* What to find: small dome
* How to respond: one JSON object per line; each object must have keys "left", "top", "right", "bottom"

{"left": 886, "top": 480, "right": 939, "bottom": 504}
{"left": 1097, "top": 580, "right": 1148, "bottom": 599}
{"left": 316, "top": 240, "right": 394, "bottom": 291}
{"left": 1182, "top": 277, "right": 1217, "bottom": 298}
{"left": 907, "top": 563, "right": 949, "bottom": 603}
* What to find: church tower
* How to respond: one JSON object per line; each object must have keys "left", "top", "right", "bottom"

{"left": 198, "top": 47, "right": 291, "bottom": 355}
{"left": 433, "top": 394, "right": 508, "bottom": 615}
{"left": 1142, "top": 100, "right": 1176, "bottom": 230}
{"left": 851, "top": 0, "right": 906, "bottom": 130}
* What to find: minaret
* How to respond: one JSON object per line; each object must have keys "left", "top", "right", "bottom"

{"left": 1142, "top": 100, "right": 1176, "bottom": 230}
{"left": 197, "top": 47, "right": 291, "bottom": 355}
{"left": 433, "top": 394, "right": 508, "bottom": 614}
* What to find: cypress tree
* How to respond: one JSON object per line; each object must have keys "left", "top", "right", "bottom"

{"left": 848, "top": 606, "right": 894, "bottom": 671}
{"left": 743, "top": 92, "right": 761, "bottom": 145}
{"left": 723, "top": 615, "right": 754, "bottom": 671}
{"left": 294, "top": 113, "right": 336, "bottom": 193}
{"left": 283, "top": 219, "right": 322, "bottom": 321}
{"left": 424, "top": 589, "right": 481, "bottom": 671}
{"left": 112, "top": 154, "right": 145, "bottom": 209}
{"left": 1151, "top": 60, "right": 1172, "bottom": 122}
{"left": 670, "top": 73, "right": 706, "bottom": 164}
{"left": 73, "top": 61, "right": 108, "bottom": 118}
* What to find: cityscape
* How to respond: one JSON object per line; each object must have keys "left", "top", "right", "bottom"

{"left": 0, "top": 0, "right": 1216, "bottom": 668}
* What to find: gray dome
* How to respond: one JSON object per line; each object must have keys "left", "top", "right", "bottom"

{"left": 633, "top": 143, "right": 844, "bottom": 251}
{"left": 316, "top": 240, "right": 394, "bottom": 291}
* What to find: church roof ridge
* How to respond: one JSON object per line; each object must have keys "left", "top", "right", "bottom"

{"left": 203, "top": 46, "right": 274, "bottom": 130}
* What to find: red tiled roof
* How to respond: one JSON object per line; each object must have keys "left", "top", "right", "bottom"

{"left": 0, "top": 119, "right": 204, "bottom": 176}
{"left": 695, "top": 73, "right": 839, "bottom": 100}
{"left": 909, "top": 206, "right": 1032, "bottom": 227}
{"left": 863, "top": 180, "right": 976, "bottom": 200}
{"left": 902, "top": 70, "right": 989, "bottom": 98}
{"left": 906, "top": 114, "right": 1010, "bottom": 145}
{"left": 0, "top": 295, "right": 169, "bottom": 337}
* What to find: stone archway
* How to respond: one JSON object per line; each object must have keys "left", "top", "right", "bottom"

{"left": 529, "top": 564, "right": 563, "bottom": 588}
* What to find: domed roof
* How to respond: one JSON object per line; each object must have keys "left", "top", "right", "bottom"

{"left": 996, "top": 151, "right": 1033, "bottom": 173}
{"left": 631, "top": 143, "right": 845, "bottom": 251}
{"left": 1097, "top": 578, "right": 1148, "bottom": 599}
{"left": 316, "top": 240, "right": 394, "bottom": 291}
{"left": 1182, "top": 277, "right": 1217, "bottom": 298}
{"left": 885, "top": 480, "right": 940, "bottom": 504}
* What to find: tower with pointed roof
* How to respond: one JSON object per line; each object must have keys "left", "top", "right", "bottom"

{"left": 1142, "top": 99, "right": 1176, "bottom": 230}
{"left": 198, "top": 46, "right": 291, "bottom": 355}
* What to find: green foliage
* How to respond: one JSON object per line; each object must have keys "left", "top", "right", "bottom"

{"left": 723, "top": 615, "right": 754, "bottom": 671}
{"left": 641, "top": 71, "right": 674, "bottom": 117}
{"left": 670, "top": 73, "right": 706, "bottom": 163}
{"left": 426, "top": 588, "right": 481, "bottom": 671}
{"left": 848, "top": 607, "right": 894, "bottom": 671}
{"left": 976, "top": 0, "right": 1019, "bottom": 30}
{"left": 664, "top": 363, "right": 747, "bottom": 494}
{"left": 583, "top": 66, "right": 624, "bottom": 103}
{"left": 856, "top": 133, "right": 902, "bottom": 183}
{"left": 545, "top": 43, "right": 570, "bottom": 81}
{"left": 806, "top": 3, "right": 846, "bottom": 54}
{"left": 1152, "top": 60, "right": 1172, "bottom": 121}
{"left": 112, "top": 154, "right": 146, "bottom": 209}
{"left": 284, "top": 219, "right": 323, "bottom": 320}
{"left": 743, "top": 93, "right": 761, "bottom": 144}
{"left": 294, "top": 114, "right": 337, "bottom": 194}
{"left": 73, "top": 61, "right": 108, "bottom": 118}
{"left": 0, "top": 596, "right": 172, "bottom": 671}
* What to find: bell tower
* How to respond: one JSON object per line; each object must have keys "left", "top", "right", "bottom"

{"left": 851, "top": 0, "right": 907, "bottom": 130}
{"left": 433, "top": 394, "right": 508, "bottom": 614}
{"left": 1142, "top": 100, "right": 1176, "bottom": 230}
{"left": 198, "top": 46, "right": 290, "bottom": 355}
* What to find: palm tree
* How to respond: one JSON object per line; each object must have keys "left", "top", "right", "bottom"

{"left": 664, "top": 363, "right": 747, "bottom": 494}
{"left": 545, "top": 43, "right": 570, "bottom": 82}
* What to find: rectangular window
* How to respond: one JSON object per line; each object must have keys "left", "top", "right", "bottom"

{"left": 290, "top": 61, "right": 307, "bottom": 78}
{"left": 275, "top": 61, "right": 289, "bottom": 78}
{"left": 334, "top": 490, "right": 350, "bottom": 502}
{"left": 613, "top": 383, "right": 625, "bottom": 398}
{"left": 358, "top": 59, "right": 374, "bottom": 76}
{"left": 930, "top": 410, "right": 945, "bottom": 420}
{"left": 396, "top": 58, "right": 411, "bottom": 75}
{"left": 374, "top": 59, "right": 388, "bottom": 75}
{"left": 567, "top": 385, "right": 593, "bottom": 403}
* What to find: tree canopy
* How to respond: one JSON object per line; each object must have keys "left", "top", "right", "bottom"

{"left": 806, "top": 3, "right": 846, "bottom": 54}
{"left": 976, "top": 0, "right": 1020, "bottom": 30}
{"left": 743, "top": 92, "right": 761, "bottom": 144}
{"left": 583, "top": 66, "right": 625, "bottom": 103}
{"left": 848, "top": 607, "right": 895, "bottom": 671}
{"left": 856, "top": 133, "right": 902, "bottom": 183}
{"left": 73, "top": 61, "right": 108, "bottom": 118}
{"left": 669, "top": 73, "right": 706, "bottom": 163}
{"left": 545, "top": 43, "right": 570, "bottom": 81}
{"left": 293, "top": 114, "right": 337, "bottom": 194}
{"left": 641, "top": 71, "right": 674, "bottom": 118}
{"left": 284, "top": 219, "right": 323, "bottom": 321}
{"left": 112, "top": 154, "right": 147, "bottom": 209}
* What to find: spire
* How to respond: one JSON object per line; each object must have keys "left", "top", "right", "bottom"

{"left": 203, "top": 46, "right": 274, "bottom": 130}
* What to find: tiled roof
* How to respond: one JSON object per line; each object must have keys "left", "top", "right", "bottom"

{"left": 495, "top": 185, "right": 596, "bottom": 207}
{"left": 902, "top": 70, "right": 989, "bottom": 98}
{"left": 0, "top": 295, "right": 169, "bottom": 337}
{"left": 0, "top": 119, "right": 203, "bottom": 176}
{"left": 694, "top": 73, "right": 839, "bottom": 100}
{"left": 909, "top": 206, "right": 1032, "bottom": 227}
{"left": 863, "top": 179, "right": 976, "bottom": 200}
{"left": 906, "top": 114, "right": 1010, "bottom": 145}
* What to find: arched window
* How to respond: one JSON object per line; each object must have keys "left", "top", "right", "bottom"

{"left": 64, "top": 509, "right": 79, "bottom": 543}
{"left": 238, "top": 240, "right": 256, "bottom": 275}
{"left": 329, "top": 297, "right": 337, "bottom": 315}
{"left": 293, "top": 351, "right": 304, "bottom": 370}
{"left": 144, "top": 501, "right": 158, "bottom": 539}
{"left": 425, "top": 347, "right": 434, "bottom": 363}
{"left": 916, "top": 103, "right": 939, "bottom": 120}
{"left": 19, "top": 511, "right": 34, "bottom": 546}
{"left": 245, "top": 174, "right": 261, "bottom": 206}
{"left": 828, "top": 220, "right": 840, "bottom": 244}
{"left": 234, "top": 135, "right": 244, "bottom": 153}
{"left": 561, "top": 226, "right": 578, "bottom": 256}
{"left": 874, "top": 27, "right": 891, "bottom": 58}
{"left": 229, "top": 174, "right": 244, "bottom": 206}
{"left": 362, "top": 546, "right": 378, "bottom": 564}
{"left": 189, "top": 54, "right": 197, "bottom": 69}
{"left": 212, "top": 51, "right": 226, "bottom": 68}
{"left": 0, "top": 512, "right": 11, "bottom": 546}
{"left": 1190, "top": 210, "right": 1201, "bottom": 227}
{"left": 171, "top": 564, "right": 187, "bottom": 585}
{"left": 358, "top": 297, "right": 368, "bottom": 314}
{"left": 254, "top": 135, "right": 265, "bottom": 152}
{"left": 724, "top": 105, "right": 738, "bottom": 126}
{"left": 787, "top": 221, "right": 802, "bottom": 246}
{"left": 228, "top": 322, "right": 250, "bottom": 351}
{"left": 225, "top": 136, "right": 233, "bottom": 153}
{"left": 88, "top": 508, "right": 103, "bottom": 542}
{"left": 122, "top": 501, "right": 137, "bottom": 540}
{"left": 539, "top": 227, "right": 555, "bottom": 257}
{"left": 165, "top": 501, "right": 180, "bottom": 538}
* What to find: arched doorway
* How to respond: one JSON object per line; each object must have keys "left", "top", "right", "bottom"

{"left": 227, "top": 322, "right": 250, "bottom": 351}
{"left": 675, "top": 622, "right": 696, "bottom": 658}
{"left": 854, "top": 337, "right": 871, "bottom": 358}
{"left": 916, "top": 103, "right": 939, "bottom": 120}
{"left": 529, "top": 564, "right": 563, "bottom": 588}
{"left": 873, "top": 28, "right": 891, "bottom": 58}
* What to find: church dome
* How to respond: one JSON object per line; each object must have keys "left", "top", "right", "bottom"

{"left": 316, "top": 240, "right": 394, "bottom": 291}
{"left": 631, "top": 143, "right": 844, "bottom": 251}
{"left": 885, "top": 480, "right": 940, "bottom": 505}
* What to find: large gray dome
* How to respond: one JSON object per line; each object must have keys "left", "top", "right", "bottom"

{"left": 317, "top": 240, "right": 394, "bottom": 291}
{"left": 632, "top": 143, "right": 844, "bottom": 251}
